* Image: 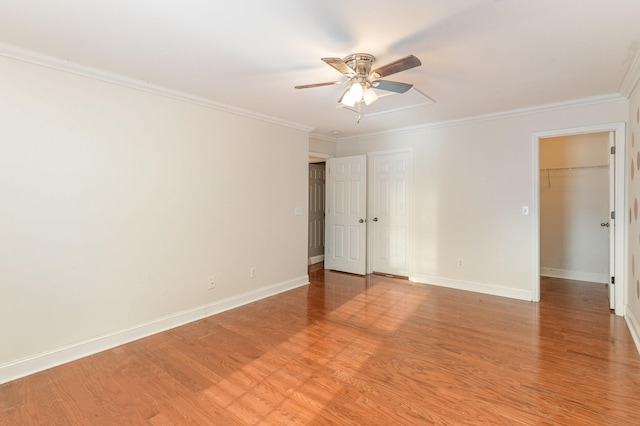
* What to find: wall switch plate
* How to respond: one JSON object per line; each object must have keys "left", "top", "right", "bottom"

{"left": 522, "top": 206, "right": 529, "bottom": 216}
{"left": 294, "top": 207, "right": 304, "bottom": 216}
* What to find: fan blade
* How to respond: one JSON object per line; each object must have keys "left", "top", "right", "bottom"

{"left": 322, "top": 57, "right": 355, "bottom": 75}
{"left": 371, "top": 55, "right": 421, "bottom": 78}
{"left": 295, "top": 81, "right": 343, "bottom": 89}
{"left": 371, "top": 80, "right": 413, "bottom": 93}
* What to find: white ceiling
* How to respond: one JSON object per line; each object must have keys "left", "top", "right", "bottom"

{"left": 1, "top": 0, "right": 640, "bottom": 139}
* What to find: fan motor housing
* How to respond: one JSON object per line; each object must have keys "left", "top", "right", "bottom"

{"left": 342, "top": 53, "right": 375, "bottom": 76}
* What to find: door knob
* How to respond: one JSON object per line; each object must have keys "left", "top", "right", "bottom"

{"left": 372, "top": 217, "right": 378, "bottom": 222}
{"left": 601, "top": 222, "right": 610, "bottom": 227}
{"left": 359, "top": 219, "right": 365, "bottom": 223}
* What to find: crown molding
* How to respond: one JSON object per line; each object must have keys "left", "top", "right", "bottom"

{"left": 337, "top": 93, "right": 626, "bottom": 142}
{"left": 620, "top": 47, "right": 640, "bottom": 98}
{"left": 0, "top": 43, "right": 314, "bottom": 133}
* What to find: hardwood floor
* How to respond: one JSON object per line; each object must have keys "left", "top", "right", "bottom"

{"left": 2, "top": 271, "right": 639, "bottom": 425}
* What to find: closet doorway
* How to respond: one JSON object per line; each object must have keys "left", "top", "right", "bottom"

{"left": 539, "top": 133, "right": 611, "bottom": 286}
{"left": 533, "top": 123, "right": 626, "bottom": 316}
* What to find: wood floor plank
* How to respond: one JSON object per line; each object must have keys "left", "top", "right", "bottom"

{"left": 1, "top": 272, "right": 639, "bottom": 425}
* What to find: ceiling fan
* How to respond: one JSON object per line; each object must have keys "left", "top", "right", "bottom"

{"left": 295, "top": 53, "right": 422, "bottom": 108}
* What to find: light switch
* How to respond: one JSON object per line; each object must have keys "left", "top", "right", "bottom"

{"left": 522, "top": 206, "right": 529, "bottom": 216}
{"left": 295, "top": 207, "right": 304, "bottom": 216}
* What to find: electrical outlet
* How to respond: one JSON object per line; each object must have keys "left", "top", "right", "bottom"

{"left": 208, "top": 276, "right": 216, "bottom": 290}
{"left": 250, "top": 267, "right": 257, "bottom": 278}
{"left": 457, "top": 258, "right": 464, "bottom": 268}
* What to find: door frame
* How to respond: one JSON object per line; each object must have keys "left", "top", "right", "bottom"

{"left": 309, "top": 151, "right": 332, "bottom": 163}
{"left": 532, "top": 122, "right": 626, "bottom": 316}
{"left": 366, "top": 148, "right": 414, "bottom": 276}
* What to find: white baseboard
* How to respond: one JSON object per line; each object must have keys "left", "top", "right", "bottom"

{"left": 308, "top": 254, "right": 324, "bottom": 265}
{"left": 0, "top": 275, "right": 309, "bottom": 385}
{"left": 540, "top": 267, "right": 608, "bottom": 284}
{"left": 625, "top": 306, "right": 640, "bottom": 355}
{"left": 410, "top": 274, "right": 533, "bottom": 301}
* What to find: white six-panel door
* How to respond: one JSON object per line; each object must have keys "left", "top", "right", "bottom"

{"left": 608, "top": 131, "right": 616, "bottom": 310}
{"left": 325, "top": 155, "right": 367, "bottom": 275}
{"left": 371, "top": 152, "right": 412, "bottom": 277}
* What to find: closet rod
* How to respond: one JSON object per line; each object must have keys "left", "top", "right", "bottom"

{"left": 540, "top": 164, "right": 608, "bottom": 172}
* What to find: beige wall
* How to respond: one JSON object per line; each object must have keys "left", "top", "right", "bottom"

{"left": 309, "top": 136, "right": 336, "bottom": 160}
{"left": 0, "top": 56, "right": 309, "bottom": 379}
{"left": 336, "top": 100, "right": 628, "bottom": 300}
{"left": 540, "top": 133, "right": 610, "bottom": 168}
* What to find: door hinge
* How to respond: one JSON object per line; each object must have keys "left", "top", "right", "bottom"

{"left": 611, "top": 276, "right": 615, "bottom": 284}
{"left": 611, "top": 211, "right": 615, "bottom": 220}
{"left": 611, "top": 146, "right": 616, "bottom": 155}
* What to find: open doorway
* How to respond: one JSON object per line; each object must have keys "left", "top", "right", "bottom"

{"left": 539, "top": 133, "right": 612, "bottom": 308}
{"left": 308, "top": 161, "right": 326, "bottom": 266}
{"left": 539, "top": 133, "right": 610, "bottom": 284}
{"left": 533, "top": 123, "right": 626, "bottom": 316}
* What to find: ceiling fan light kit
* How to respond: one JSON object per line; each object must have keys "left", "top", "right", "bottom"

{"left": 295, "top": 53, "right": 422, "bottom": 117}
{"left": 363, "top": 86, "right": 378, "bottom": 105}
{"left": 340, "top": 78, "right": 364, "bottom": 107}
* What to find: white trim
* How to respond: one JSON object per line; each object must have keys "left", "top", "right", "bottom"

{"left": 0, "top": 275, "right": 309, "bottom": 385}
{"left": 540, "top": 267, "right": 608, "bottom": 284}
{"left": 532, "top": 122, "right": 627, "bottom": 315}
{"left": 0, "top": 43, "right": 314, "bottom": 134}
{"left": 308, "top": 151, "right": 332, "bottom": 162}
{"left": 366, "top": 147, "right": 415, "bottom": 156}
{"left": 620, "top": 47, "right": 640, "bottom": 98}
{"left": 337, "top": 94, "right": 625, "bottom": 143}
{"left": 532, "top": 133, "right": 541, "bottom": 302}
{"left": 625, "top": 306, "right": 640, "bottom": 355}
{"left": 410, "top": 274, "right": 533, "bottom": 301}
{"left": 309, "top": 254, "right": 324, "bottom": 265}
